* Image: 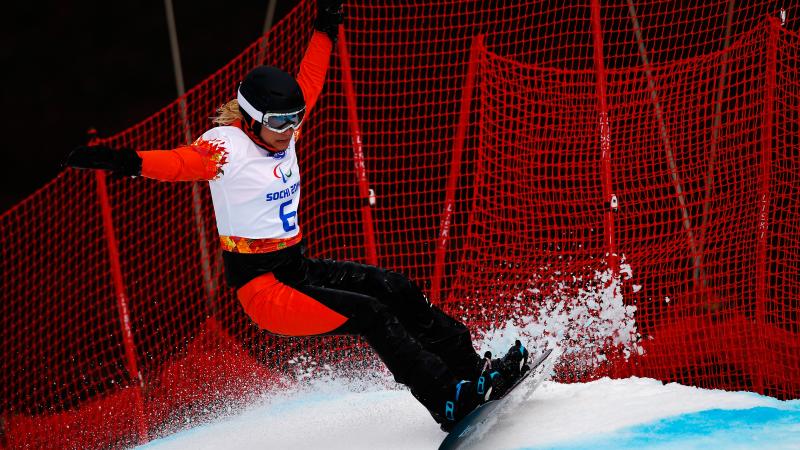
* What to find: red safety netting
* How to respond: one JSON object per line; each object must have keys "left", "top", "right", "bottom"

{"left": 1, "top": 1, "right": 797, "bottom": 448}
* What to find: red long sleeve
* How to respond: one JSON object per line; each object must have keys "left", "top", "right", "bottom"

{"left": 296, "top": 31, "right": 333, "bottom": 116}
{"left": 138, "top": 138, "right": 228, "bottom": 181}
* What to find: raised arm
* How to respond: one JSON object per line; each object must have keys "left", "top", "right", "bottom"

{"left": 297, "top": 0, "right": 342, "bottom": 115}
{"left": 296, "top": 32, "right": 334, "bottom": 116}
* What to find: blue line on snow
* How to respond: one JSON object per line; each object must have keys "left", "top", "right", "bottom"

{"left": 520, "top": 404, "right": 800, "bottom": 450}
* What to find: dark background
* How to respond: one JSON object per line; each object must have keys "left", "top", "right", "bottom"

{"left": 1, "top": 1, "right": 297, "bottom": 213}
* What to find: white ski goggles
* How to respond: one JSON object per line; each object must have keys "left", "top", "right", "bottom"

{"left": 237, "top": 89, "right": 306, "bottom": 132}
{"left": 262, "top": 109, "right": 306, "bottom": 133}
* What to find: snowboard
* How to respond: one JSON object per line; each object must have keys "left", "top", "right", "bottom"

{"left": 438, "top": 347, "right": 555, "bottom": 450}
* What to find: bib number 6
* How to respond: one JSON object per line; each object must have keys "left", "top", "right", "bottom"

{"left": 279, "top": 200, "right": 298, "bottom": 232}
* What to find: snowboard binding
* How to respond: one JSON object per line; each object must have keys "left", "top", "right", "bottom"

{"left": 481, "top": 340, "right": 530, "bottom": 400}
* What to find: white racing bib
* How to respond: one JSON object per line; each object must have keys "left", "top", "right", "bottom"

{"left": 199, "top": 126, "right": 302, "bottom": 250}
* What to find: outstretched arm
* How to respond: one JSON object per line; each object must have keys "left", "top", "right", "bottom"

{"left": 65, "top": 137, "right": 227, "bottom": 182}
{"left": 137, "top": 138, "right": 227, "bottom": 181}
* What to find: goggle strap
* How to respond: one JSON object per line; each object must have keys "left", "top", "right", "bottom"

{"left": 237, "top": 89, "right": 266, "bottom": 123}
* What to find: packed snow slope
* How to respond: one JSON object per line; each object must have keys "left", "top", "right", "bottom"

{"left": 137, "top": 376, "right": 800, "bottom": 450}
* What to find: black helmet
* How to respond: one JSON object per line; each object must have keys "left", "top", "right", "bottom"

{"left": 237, "top": 66, "right": 306, "bottom": 135}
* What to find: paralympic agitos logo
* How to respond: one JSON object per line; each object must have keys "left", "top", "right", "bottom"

{"left": 273, "top": 163, "right": 293, "bottom": 183}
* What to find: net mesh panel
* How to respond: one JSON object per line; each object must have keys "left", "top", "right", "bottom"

{"left": 1, "top": 1, "right": 797, "bottom": 447}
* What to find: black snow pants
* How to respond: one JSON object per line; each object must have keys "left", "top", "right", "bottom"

{"left": 231, "top": 244, "right": 481, "bottom": 421}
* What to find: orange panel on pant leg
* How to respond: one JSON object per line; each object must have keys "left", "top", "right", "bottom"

{"left": 237, "top": 273, "right": 348, "bottom": 336}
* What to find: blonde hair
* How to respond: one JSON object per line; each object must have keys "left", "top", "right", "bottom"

{"left": 212, "top": 99, "right": 244, "bottom": 126}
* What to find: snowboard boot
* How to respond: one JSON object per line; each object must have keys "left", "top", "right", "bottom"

{"left": 502, "top": 339, "right": 531, "bottom": 378}
{"left": 439, "top": 379, "right": 484, "bottom": 432}
{"left": 471, "top": 351, "right": 496, "bottom": 402}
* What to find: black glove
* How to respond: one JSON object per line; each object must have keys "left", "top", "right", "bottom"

{"left": 314, "top": 0, "right": 344, "bottom": 43}
{"left": 64, "top": 144, "right": 142, "bottom": 177}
